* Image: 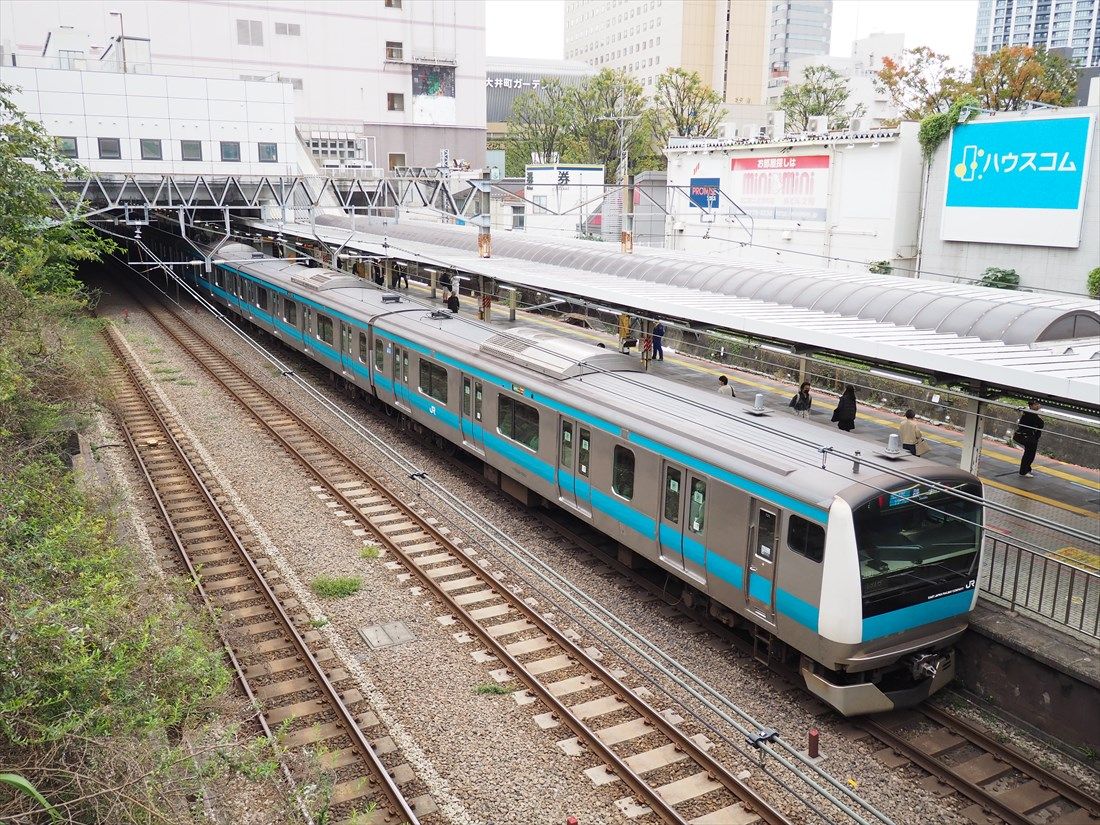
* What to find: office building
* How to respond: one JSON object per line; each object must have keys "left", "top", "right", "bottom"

{"left": 0, "top": 0, "right": 487, "bottom": 170}
{"left": 974, "top": 0, "right": 1099, "bottom": 67}
{"left": 563, "top": 0, "right": 770, "bottom": 107}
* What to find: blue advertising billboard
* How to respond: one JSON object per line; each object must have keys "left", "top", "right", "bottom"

{"left": 941, "top": 114, "right": 1094, "bottom": 248}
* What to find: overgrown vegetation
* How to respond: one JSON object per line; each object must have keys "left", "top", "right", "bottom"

{"left": 1087, "top": 267, "right": 1100, "bottom": 299}
{"left": 978, "top": 266, "right": 1020, "bottom": 290}
{"left": 474, "top": 683, "right": 511, "bottom": 696}
{"left": 0, "top": 83, "right": 236, "bottom": 822}
{"left": 311, "top": 575, "right": 362, "bottom": 599}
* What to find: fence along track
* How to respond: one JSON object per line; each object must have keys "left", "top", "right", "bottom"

{"left": 103, "top": 324, "right": 424, "bottom": 825}
{"left": 861, "top": 706, "right": 1100, "bottom": 825}
{"left": 135, "top": 291, "right": 792, "bottom": 825}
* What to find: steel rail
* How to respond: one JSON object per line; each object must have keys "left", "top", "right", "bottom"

{"left": 136, "top": 292, "right": 792, "bottom": 825}
{"left": 102, "top": 324, "right": 419, "bottom": 825}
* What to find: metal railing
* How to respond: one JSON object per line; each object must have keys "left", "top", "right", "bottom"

{"left": 979, "top": 536, "right": 1100, "bottom": 640}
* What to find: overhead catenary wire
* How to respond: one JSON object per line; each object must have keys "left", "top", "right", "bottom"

{"left": 103, "top": 239, "right": 896, "bottom": 825}
{"left": 115, "top": 217, "right": 1099, "bottom": 550}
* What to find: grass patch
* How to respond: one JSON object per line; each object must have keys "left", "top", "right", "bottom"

{"left": 474, "top": 683, "right": 510, "bottom": 696}
{"left": 308, "top": 618, "right": 329, "bottom": 629}
{"left": 310, "top": 576, "right": 361, "bottom": 599}
{"left": 359, "top": 545, "right": 381, "bottom": 560}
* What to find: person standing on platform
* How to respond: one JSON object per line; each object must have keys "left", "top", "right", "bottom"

{"left": 716, "top": 375, "right": 736, "bottom": 397}
{"left": 652, "top": 322, "right": 665, "bottom": 361}
{"left": 446, "top": 290, "right": 461, "bottom": 314}
{"left": 788, "top": 382, "right": 812, "bottom": 417}
{"left": 898, "top": 409, "right": 922, "bottom": 455}
{"left": 1014, "top": 400, "right": 1045, "bottom": 478}
{"left": 832, "top": 386, "right": 857, "bottom": 431}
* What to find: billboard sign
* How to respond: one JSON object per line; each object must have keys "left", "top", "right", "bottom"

{"left": 688, "top": 177, "right": 721, "bottom": 209}
{"left": 411, "top": 64, "right": 456, "bottom": 125}
{"left": 941, "top": 114, "right": 1094, "bottom": 247}
{"left": 729, "top": 155, "right": 830, "bottom": 221}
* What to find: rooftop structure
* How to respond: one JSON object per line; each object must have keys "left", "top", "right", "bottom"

{"left": 279, "top": 217, "right": 1100, "bottom": 410}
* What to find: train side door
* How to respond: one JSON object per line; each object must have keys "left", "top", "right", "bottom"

{"left": 746, "top": 502, "right": 778, "bottom": 623}
{"left": 658, "top": 463, "right": 685, "bottom": 570}
{"left": 461, "top": 376, "right": 484, "bottom": 454}
{"left": 393, "top": 346, "right": 410, "bottom": 410}
{"left": 302, "top": 306, "right": 313, "bottom": 353}
{"left": 339, "top": 322, "right": 352, "bottom": 376}
{"left": 557, "top": 420, "right": 591, "bottom": 515}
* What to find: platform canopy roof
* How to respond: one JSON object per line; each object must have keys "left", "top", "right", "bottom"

{"left": 245, "top": 217, "right": 1100, "bottom": 407}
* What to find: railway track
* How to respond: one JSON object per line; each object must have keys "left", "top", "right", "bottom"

{"left": 103, "top": 324, "right": 426, "bottom": 825}
{"left": 861, "top": 707, "right": 1100, "bottom": 825}
{"left": 128, "top": 290, "right": 793, "bottom": 824}
{"left": 535, "top": 504, "right": 1100, "bottom": 825}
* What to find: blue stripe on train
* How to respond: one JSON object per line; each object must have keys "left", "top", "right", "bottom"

{"left": 862, "top": 589, "right": 973, "bottom": 641}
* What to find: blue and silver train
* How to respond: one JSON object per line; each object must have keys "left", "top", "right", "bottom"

{"left": 192, "top": 243, "right": 984, "bottom": 715}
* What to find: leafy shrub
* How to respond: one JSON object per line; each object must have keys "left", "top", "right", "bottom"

{"left": 978, "top": 266, "right": 1019, "bottom": 290}
{"left": 1088, "top": 266, "right": 1100, "bottom": 299}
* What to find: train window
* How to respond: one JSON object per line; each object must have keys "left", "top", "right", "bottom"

{"left": 419, "top": 359, "right": 448, "bottom": 403}
{"left": 463, "top": 377, "right": 471, "bottom": 415}
{"left": 498, "top": 395, "right": 539, "bottom": 451}
{"left": 560, "top": 421, "right": 573, "bottom": 468}
{"left": 256, "top": 286, "right": 268, "bottom": 311}
{"left": 402, "top": 351, "right": 409, "bottom": 382}
{"left": 359, "top": 332, "right": 368, "bottom": 362}
{"left": 688, "top": 478, "right": 706, "bottom": 533}
{"left": 317, "top": 313, "right": 333, "bottom": 345}
{"left": 787, "top": 516, "right": 825, "bottom": 563}
{"left": 212, "top": 269, "right": 223, "bottom": 289}
{"left": 663, "top": 467, "right": 681, "bottom": 523}
{"left": 284, "top": 299, "right": 296, "bottom": 326}
{"left": 578, "top": 428, "right": 590, "bottom": 476}
{"left": 374, "top": 339, "right": 384, "bottom": 371}
{"left": 756, "top": 509, "right": 777, "bottom": 560}
{"left": 612, "top": 445, "right": 635, "bottom": 500}
{"left": 474, "top": 382, "right": 482, "bottom": 421}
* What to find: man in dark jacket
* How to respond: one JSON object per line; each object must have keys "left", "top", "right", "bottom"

{"left": 1016, "top": 400, "right": 1044, "bottom": 478}
{"left": 446, "top": 291, "right": 461, "bottom": 314}
{"left": 832, "top": 386, "right": 857, "bottom": 431}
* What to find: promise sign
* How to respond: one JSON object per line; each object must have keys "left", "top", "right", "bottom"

{"left": 729, "top": 155, "right": 830, "bottom": 221}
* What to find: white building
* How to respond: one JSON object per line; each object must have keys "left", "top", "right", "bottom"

{"left": 974, "top": 0, "right": 1099, "bottom": 68}
{"left": 768, "top": 32, "right": 904, "bottom": 127}
{"left": 0, "top": 63, "right": 297, "bottom": 175}
{"left": 0, "top": 0, "right": 486, "bottom": 170}
{"left": 664, "top": 123, "right": 924, "bottom": 273}
{"left": 563, "top": 0, "right": 769, "bottom": 107}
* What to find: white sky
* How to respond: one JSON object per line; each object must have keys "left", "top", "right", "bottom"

{"left": 486, "top": 0, "right": 980, "bottom": 68}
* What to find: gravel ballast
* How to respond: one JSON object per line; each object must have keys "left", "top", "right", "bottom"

{"left": 97, "top": 283, "right": 1100, "bottom": 824}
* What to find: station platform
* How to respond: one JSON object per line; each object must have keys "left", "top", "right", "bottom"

{"left": 419, "top": 281, "right": 1099, "bottom": 540}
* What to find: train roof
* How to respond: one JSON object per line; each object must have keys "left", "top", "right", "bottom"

{"left": 221, "top": 252, "right": 973, "bottom": 512}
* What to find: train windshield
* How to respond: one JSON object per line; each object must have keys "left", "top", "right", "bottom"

{"left": 854, "top": 482, "right": 983, "bottom": 618}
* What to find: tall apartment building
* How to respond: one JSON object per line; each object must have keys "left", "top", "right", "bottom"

{"left": 974, "top": 0, "right": 1099, "bottom": 67}
{"left": 0, "top": 0, "right": 487, "bottom": 170}
{"left": 563, "top": 0, "right": 769, "bottom": 106}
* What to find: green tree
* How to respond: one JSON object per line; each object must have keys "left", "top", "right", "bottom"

{"left": 875, "top": 46, "right": 967, "bottom": 121}
{"left": 968, "top": 46, "right": 1077, "bottom": 111}
{"left": 651, "top": 67, "right": 726, "bottom": 150}
{"left": 507, "top": 78, "right": 577, "bottom": 172}
{"left": 0, "top": 85, "right": 231, "bottom": 823}
{"left": 779, "top": 65, "right": 867, "bottom": 132}
{"left": 979, "top": 266, "right": 1020, "bottom": 289}
{"left": 567, "top": 69, "right": 650, "bottom": 182}
{"left": 1086, "top": 266, "right": 1100, "bottom": 299}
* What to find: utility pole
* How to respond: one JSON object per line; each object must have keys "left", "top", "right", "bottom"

{"left": 598, "top": 86, "right": 640, "bottom": 254}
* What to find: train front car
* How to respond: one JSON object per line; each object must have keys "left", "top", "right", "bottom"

{"left": 806, "top": 469, "right": 984, "bottom": 715}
